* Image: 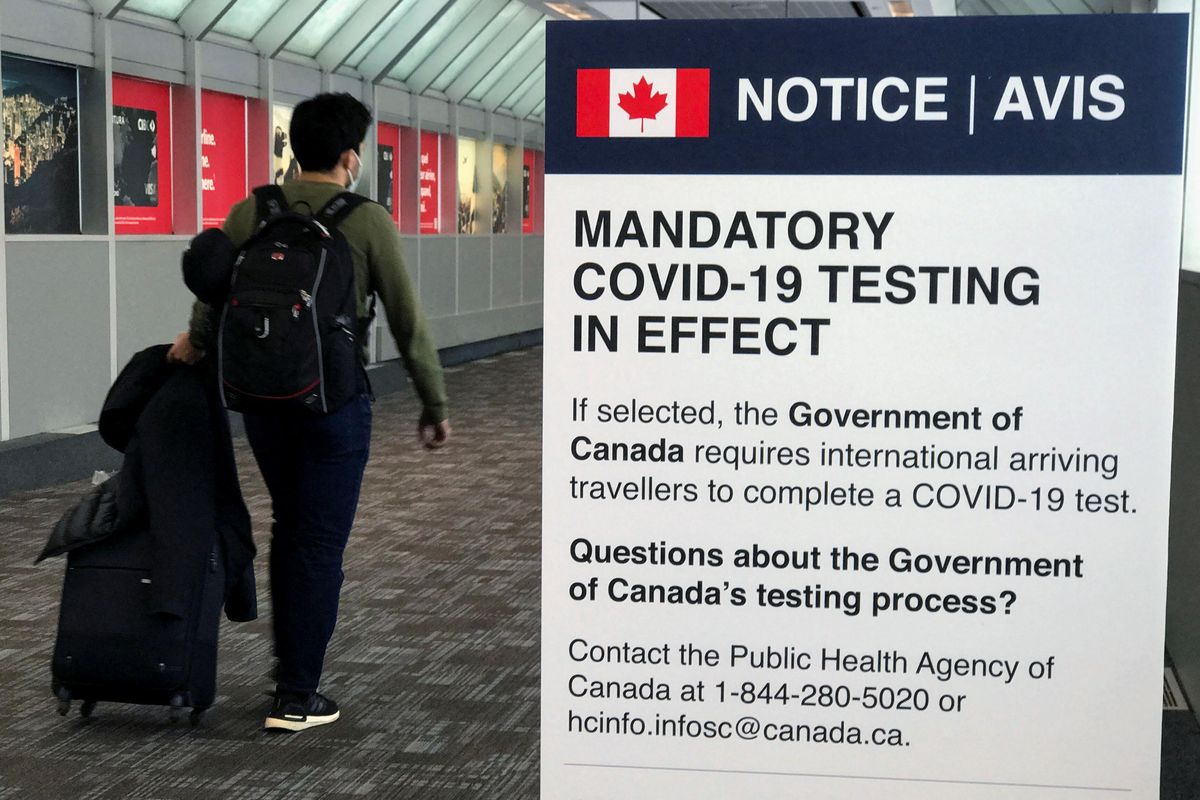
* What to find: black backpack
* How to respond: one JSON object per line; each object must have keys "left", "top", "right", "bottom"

{"left": 217, "top": 185, "right": 370, "bottom": 415}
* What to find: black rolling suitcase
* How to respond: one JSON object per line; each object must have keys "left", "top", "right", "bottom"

{"left": 50, "top": 525, "right": 225, "bottom": 725}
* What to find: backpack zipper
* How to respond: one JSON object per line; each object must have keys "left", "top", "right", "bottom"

{"left": 311, "top": 250, "right": 328, "bottom": 413}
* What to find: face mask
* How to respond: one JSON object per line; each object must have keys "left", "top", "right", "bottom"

{"left": 346, "top": 150, "right": 362, "bottom": 193}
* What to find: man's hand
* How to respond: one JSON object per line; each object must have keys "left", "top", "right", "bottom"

{"left": 166, "top": 331, "right": 203, "bottom": 365}
{"left": 419, "top": 418, "right": 451, "bottom": 450}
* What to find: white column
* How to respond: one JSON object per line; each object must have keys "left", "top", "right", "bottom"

{"left": 95, "top": 13, "right": 118, "bottom": 383}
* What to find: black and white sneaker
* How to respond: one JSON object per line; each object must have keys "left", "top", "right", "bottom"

{"left": 263, "top": 691, "right": 340, "bottom": 732}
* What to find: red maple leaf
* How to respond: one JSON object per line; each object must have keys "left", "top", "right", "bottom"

{"left": 617, "top": 76, "right": 669, "bottom": 133}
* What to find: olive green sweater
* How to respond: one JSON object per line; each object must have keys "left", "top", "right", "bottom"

{"left": 189, "top": 182, "right": 448, "bottom": 422}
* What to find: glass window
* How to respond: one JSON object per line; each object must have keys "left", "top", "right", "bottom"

{"left": 429, "top": 4, "right": 526, "bottom": 93}
{"left": 502, "top": 63, "right": 545, "bottom": 115}
{"left": 346, "top": 0, "right": 420, "bottom": 68}
{"left": 124, "top": 0, "right": 192, "bottom": 20}
{"left": 434, "top": 5, "right": 542, "bottom": 95}
{"left": 288, "top": 0, "right": 372, "bottom": 57}
{"left": 348, "top": 0, "right": 422, "bottom": 70}
{"left": 468, "top": 18, "right": 545, "bottom": 103}
{"left": 403, "top": 0, "right": 509, "bottom": 93}
{"left": 389, "top": 0, "right": 483, "bottom": 82}
{"left": 212, "top": 0, "right": 289, "bottom": 39}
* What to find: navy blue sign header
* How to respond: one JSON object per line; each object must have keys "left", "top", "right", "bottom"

{"left": 546, "top": 14, "right": 1187, "bottom": 176}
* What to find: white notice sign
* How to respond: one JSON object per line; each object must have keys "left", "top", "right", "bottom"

{"left": 542, "top": 14, "right": 1188, "bottom": 799}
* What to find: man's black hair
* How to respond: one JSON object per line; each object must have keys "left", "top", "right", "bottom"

{"left": 289, "top": 93, "right": 373, "bottom": 173}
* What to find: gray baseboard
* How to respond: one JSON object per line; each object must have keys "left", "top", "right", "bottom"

{"left": 0, "top": 433, "right": 123, "bottom": 499}
{"left": 0, "top": 329, "right": 542, "bottom": 500}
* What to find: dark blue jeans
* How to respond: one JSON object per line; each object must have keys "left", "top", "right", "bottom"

{"left": 243, "top": 394, "right": 372, "bottom": 695}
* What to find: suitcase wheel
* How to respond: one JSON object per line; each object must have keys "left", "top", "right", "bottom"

{"left": 189, "top": 709, "right": 204, "bottom": 727}
{"left": 56, "top": 699, "right": 70, "bottom": 717}
{"left": 79, "top": 700, "right": 96, "bottom": 719}
{"left": 167, "top": 693, "right": 186, "bottom": 723}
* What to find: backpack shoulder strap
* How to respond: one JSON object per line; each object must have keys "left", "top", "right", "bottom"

{"left": 252, "top": 184, "right": 289, "bottom": 223}
{"left": 316, "top": 192, "right": 372, "bottom": 231}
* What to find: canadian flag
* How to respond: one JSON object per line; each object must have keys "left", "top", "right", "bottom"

{"left": 577, "top": 68, "right": 710, "bottom": 138}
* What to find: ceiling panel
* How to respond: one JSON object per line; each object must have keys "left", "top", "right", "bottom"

{"left": 288, "top": 0, "right": 374, "bottom": 57}
{"left": 956, "top": 0, "right": 1120, "bottom": 12}
{"left": 1049, "top": 0, "right": 1096, "bottom": 11}
{"left": 123, "top": 0, "right": 191, "bottom": 19}
{"left": 388, "top": 0, "right": 490, "bottom": 81}
{"left": 440, "top": 5, "right": 541, "bottom": 98}
{"left": 467, "top": 17, "right": 545, "bottom": 102}
{"left": 402, "top": 0, "right": 509, "bottom": 93}
{"left": 508, "top": 64, "right": 546, "bottom": 117}
{"left": 357, "top": 0, "right": 464, "bottom": 80}
{"left": 344, "top": 0, "right": 420, "bottom": 67}
{"left": 645, "top": 1, "right": 858, "bottom": 19}
{"left": 428, "top": 3, "right": 526, "bottom": 91}
{"left": 212, "top": 0, "right": 289, "bottom": 38}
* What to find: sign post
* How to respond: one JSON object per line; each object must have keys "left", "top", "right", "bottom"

{"left": 541, "top": 14, "right": 1188, "bottom": 799}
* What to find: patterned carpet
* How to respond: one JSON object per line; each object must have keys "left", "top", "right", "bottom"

{"left": 0, "top": 348, "right": 542, "bottom": 800}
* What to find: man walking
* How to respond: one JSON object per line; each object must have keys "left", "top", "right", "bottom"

{"left": 170, "top": 92, "right": 450, "bottom": 732}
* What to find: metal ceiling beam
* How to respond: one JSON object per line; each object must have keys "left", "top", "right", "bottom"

{"left": 253, "top": 0, "right": 330, "bottom": 59}
{"left": 486, "top": 51, "right": 543, "bottom": 111}
{"left": 444, "top": 8, "right": 540, "bottom": 104}
{"left": 177, "top": 0, "right": 239, "bottom": 39}
{"left": 405, "top": 0, "right": 507, "bottom": 93}
{"left": 314, "top": 0, "right": 410, "bottom": 72}
{"left": 359, "top": 0, "right": 459, "bottom": 84}
{"left": 89, "top": 0, "right": 131, "bottom": 18}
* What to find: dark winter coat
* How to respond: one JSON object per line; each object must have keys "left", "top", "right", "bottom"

{"left": 39, "top": 344, "right": 256, "bottom": 622}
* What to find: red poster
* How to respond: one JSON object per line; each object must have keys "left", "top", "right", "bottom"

{"left": 534, "top": 149, "right": 544, "bottom": 234}
{"left": 419, "top": 131, "right": 440, "bottom": 234}
{"left": 201, "top": 90, "right": 247, "bottom": 229}
{"left": 523, "top": 148, "right": 537, "bottom": 234}
{"left": 399, "top": 126, "right": 418, "bottom": 234}
{"left": 112, "top": 75, "right": 172, "bottom": 234}
{"left": 377, "top": 122, "right": 401, "bottom": 227}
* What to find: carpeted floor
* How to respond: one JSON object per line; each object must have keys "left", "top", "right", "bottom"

{"left": 1, "top": 346, "right": 1198, "bottom": 799}
{"left": 0, "top": 348, "right": 542, "bottom": 800}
